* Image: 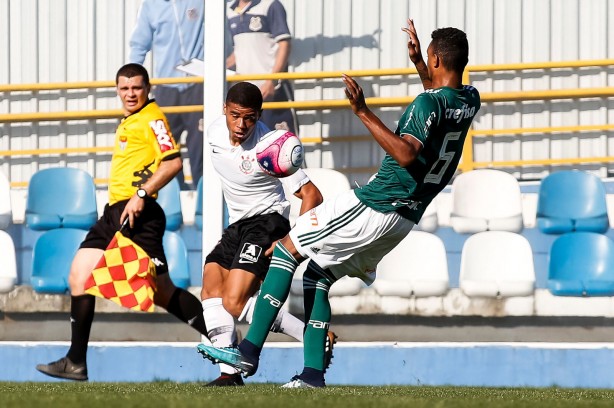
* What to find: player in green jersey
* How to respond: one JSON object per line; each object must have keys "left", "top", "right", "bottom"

{"left": 197, "top": 19, "right": 481, "bottom": 388}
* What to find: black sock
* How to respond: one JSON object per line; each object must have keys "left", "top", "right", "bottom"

{"left": 166, "top": 288, "right": 208, "bottom": 336}
{"left": 300, "top": 367, "right": 325, "bottom": 387}
{"left": 66, "top": 294, "right": 95, "bottom": 365}
{"left": 238, "top": 339, "right": 262, "bottom": 363}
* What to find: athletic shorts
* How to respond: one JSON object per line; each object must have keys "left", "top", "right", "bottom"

{"left": 205, "top": 212, "right": 291, "bottom": 279}
{"left": 80, "top": 197, "right": 169, "bottom": 275}
{"left": 289, "top": 190, "right": 414, "bottom": 285}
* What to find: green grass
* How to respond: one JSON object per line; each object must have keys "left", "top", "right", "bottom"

{"left": 2, "top": 383, "right": 614, "bottom": 408}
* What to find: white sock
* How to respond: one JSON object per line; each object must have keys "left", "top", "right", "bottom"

{"left": 273, "top": 308, "right": 305, "bottom": 342}
{"left": 239, "top": 291, "right": 305, "bottom": 342}
{"left": 202, "top": 298, "right": 239, "bottom": 375}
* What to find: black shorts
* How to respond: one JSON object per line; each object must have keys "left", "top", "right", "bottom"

{"left": 80, "top": 197, "right": 169, "bottom": 275}
{"left": 205, "top": 212, "right": 291, "bottom": 279}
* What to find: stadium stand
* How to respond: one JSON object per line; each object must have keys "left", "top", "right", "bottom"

{"left": 163, "top": 230, "right": 190, "bottom": 289}
{"left": 0, "top": 230, "right": 17, "bottom": 293}
{"left": 373, "top": 230, "right": 449, "bottom": 298}
{"left": 536, "top": 170, "right": 609, "bottom": 234}
{"left": 25, "top": 167, "right": 98, "bottom": 231}
{"left": 30, "top": 228, "right": 87, "bottom": 294}
{"left": 547, "top": 232, "right": 614, "bottom": 296}
{"left": 449, "top": 169, "right": 524, "bottom": 234}
{"left": 157, "top": 178, "right": 183, "bottom": 231}
{"left": 459, "top": 231, "right": 535, "bottom": 297}
{"left": 414, "top": 201, "right": 438, "bottom": 232}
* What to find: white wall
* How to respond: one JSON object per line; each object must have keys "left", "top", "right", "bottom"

{"left": 1, "top": 0, "right": 613, "bottom": 187}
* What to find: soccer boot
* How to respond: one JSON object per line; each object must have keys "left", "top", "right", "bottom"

{"left": 36, "top": 356, "right": 88, "bottom": 381}
{"left": 324, "top": 331, "right": 338, "bottom": 372}
{"left": 206, "top": 373, "right": 245, "bottom": 387}
{"left": 197, "top": 344, "right": 258, "bottom": 377}
{"left": 281, "top": 375, "right": 323, "bottom": 388}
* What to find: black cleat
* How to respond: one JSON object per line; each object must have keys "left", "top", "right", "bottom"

{"left": 324, "top": 331, "right": 338, "bottom": 372}
{"left": 206, "top": 373, "right": 245, "bottom": 387}
{"left": 36, "top": 357, "right": 88, "bottom": 381}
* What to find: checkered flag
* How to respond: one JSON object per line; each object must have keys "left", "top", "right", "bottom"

{"left": 84, "top": 230, "right": 157, "bottom": 312}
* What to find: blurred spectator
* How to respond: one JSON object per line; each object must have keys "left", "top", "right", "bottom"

{"left": 227, "top": 0, "right": 298, "bottom": 134}
{"left": 129, "top": 0, "right": 210, "bottom": 189}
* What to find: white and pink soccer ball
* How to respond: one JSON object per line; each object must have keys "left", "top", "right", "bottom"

{"left": 255, "top": 129, "right": 304, "bottom": 177}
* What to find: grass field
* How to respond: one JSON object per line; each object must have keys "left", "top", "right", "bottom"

{"left": 2, "top": 383, "right": 614, "bottom": 407}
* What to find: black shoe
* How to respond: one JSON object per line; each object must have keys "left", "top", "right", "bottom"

{"left": 206, "top": 373, "right": 245, "bottom": 387}
{"left": 324, "top": 331, "right": 338, "bottom": 372}
{"left": 36, "top": 357, "right": 88, "bottom": 381}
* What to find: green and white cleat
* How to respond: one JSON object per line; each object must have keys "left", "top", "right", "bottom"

{"left": 281, "top": 375, "right": 323, "bottom": 388}
{"left": 196, "top": 344, "right": 258, "bottom": 377}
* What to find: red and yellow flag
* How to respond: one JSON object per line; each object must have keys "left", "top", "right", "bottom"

{"left": 84, "top": 231, "right": 157, "bottom": 312}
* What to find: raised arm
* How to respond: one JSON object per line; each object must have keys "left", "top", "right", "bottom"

{"left": 402, "top": 19, "right": 432, "bottom": 90}
{"left": 342, "top": 74, "right": 422, "bottom": 168}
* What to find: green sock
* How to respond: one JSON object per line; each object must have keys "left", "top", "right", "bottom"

{"left": 302, "top": 261, "right": 334, "bottom": 371}
{"left": 245, "top": 242, "right": 298, "bottom": 348}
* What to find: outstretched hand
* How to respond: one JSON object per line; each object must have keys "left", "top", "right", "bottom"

{"left": 342, "top": 74, "right": 368, "bottom": 115}
{"left": 402, "top": 19, "right": 423, "bottom": 65}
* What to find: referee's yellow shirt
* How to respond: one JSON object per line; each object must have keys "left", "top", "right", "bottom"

{"left": 108, "top": 100, "right": 180, "bottom": 205}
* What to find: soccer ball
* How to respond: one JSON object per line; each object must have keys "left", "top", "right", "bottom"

{"left": 255, "top": 129, "right": 304, "bottom": 177}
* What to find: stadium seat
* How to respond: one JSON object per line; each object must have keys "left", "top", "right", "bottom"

{"left": 460, "top": 231, "right": 535, "bottom": 297}
{"left": 284, "top": 168, "right": 351, "bottom": 225}
{"left": 449, "top": 169, "right": 523, "bottom": 234}
{"left": 31, "top": 228, "right": 87, "bottom": 294}
{"left": 157, "top": 178, "right": 183, "bottom": 231}
{"left": 194, "top": 177, "right": 229, "bottom": 230}
{"left": 0, "top": 230, "right": 17, "bottom": 293}
{"left": 25, "top": 167, "right": 98, "bottom": 231}
{"left": 536, "top": 170, "right": 609, "bottom": 234}
{"left": 548, "top": 232, "right": 614, "bottom": 296}
{"left": 0, "top": 171, "right": 12, "bottom": 230}
{"left": 372, "top": 231, "right": 449, "bottom": 297}
{"left": 163, "top": 231, "right": 190, "bottom": 289}
{"left": 414, "top": 201, "right": 438, "bottom": 232}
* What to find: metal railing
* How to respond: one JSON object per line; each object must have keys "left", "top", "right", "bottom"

{"left": 1, "top": 59, "right": 614, "bottom": 186}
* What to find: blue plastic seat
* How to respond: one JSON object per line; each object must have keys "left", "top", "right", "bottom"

{"left": 536, "top": 170, "right": 609, "bottom": 234}
{"left": 31, "top": 228, "right": 88, "bottom": 294}
{"left": 547, "top": 232, "right": 614, "bottom": 296}
{"left": 157, "top": 178, "right": 183, "bottom": 231}
{"left": 26, "top": 167, "right": 98, "bottom": 231}
{"left": 163, "top": 231, "right": 190, "bottom": 289}
{"left": 194, "top": 177, "right": 229, "bottom": 230}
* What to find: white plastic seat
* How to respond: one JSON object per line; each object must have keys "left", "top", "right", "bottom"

{"left": 372, "top": 231, "right": 449, "bottom": 297}
{"left": 0, "top": 230, "right": 17, "bottom": 293}
{"left": 459, "top": 231, "right": 535, "bottom": 297}
{"left": 283, "top": 168, "right": 351, "bottom": 225}
{"left": 450, "top": 169, "right": 523, "bottom": 233}
{"left": 414, "top": 201, "right": 438, "bottom": 232}
{"left": 0, "top": 171, "right": 12, "bottom": 230}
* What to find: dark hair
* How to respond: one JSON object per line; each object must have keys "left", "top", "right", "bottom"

{"left": 430, "top": 27, "right": 469, "bottom": 73}
{"left": 226, "top": 81, "right": 263, "bottom": 111}
{"left": 115, "top": 63, "right": 150, "bottom": 86}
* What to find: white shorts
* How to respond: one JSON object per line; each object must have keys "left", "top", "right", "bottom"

{"left": 289, "top": 190, "right": 414, "bottom": 285}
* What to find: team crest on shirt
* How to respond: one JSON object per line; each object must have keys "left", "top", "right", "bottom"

{"left": 239, "top": 243, "right": 262, "bottom": 263}
{"left": 186, "top": 8, "right": 198, "bottom": 20}
{"left": 249, "top": 16, "right": 263, "bottom": 32}
{"left": 239, "top": 154, "right": 255, "bottom": 174}
{"left": 119, "top": 136, "right": 128, "bottom": 150}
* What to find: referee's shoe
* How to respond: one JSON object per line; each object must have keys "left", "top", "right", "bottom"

{"left": 36, "top": 356, "right": 88, "bottom": 381}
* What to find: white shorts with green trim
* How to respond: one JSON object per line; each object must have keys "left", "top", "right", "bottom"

{"left": 289, "top": 190, "right": 414, "bottom": 285}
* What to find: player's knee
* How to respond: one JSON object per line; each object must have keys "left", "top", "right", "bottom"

{"left": 221, "top": 296, "right": 246, "bottom": 318}
{"left": 67, "top": 270, "right": 87, "bottom": 295}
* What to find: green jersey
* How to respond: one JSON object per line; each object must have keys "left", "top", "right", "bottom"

{"left": 355, "top": 85, "right": 481, "bottom": 223}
